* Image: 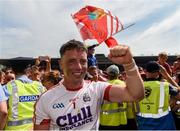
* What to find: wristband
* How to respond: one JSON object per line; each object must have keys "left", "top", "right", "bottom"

{"left": 127, "top": 65, "right": 138, "bottom": 72}
{"left": 123, "top": 59, "right": 138, "bottom": 72}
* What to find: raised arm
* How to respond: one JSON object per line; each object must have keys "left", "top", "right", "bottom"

{"left": 107, "top": 45, "right": 144, "bottom": 102}
{"left": 159, "top": 65, "right": 179, "bottom": 88}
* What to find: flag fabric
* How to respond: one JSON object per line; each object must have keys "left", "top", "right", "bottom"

{"left": 105, "top": 37, "right": 118, "bottom": 48}
{"left": 72, "top": 5, "right": 124, "bottom": 48}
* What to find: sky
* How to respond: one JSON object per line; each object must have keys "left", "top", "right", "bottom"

{"left": 0, "top": 0, "right": 180, "bottom": 59}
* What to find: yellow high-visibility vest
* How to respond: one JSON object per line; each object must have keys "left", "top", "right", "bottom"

{"left": 127, "top": 102, "right": 137, "bottom": 119}
{"left": 5, "top": 80, "right": 45, "bottom": 130}
{"left": 137, "top": 81, "right": 170, "bottom": 118}
{"left": 100, "top": 79, "right": 128, "bottom": 126}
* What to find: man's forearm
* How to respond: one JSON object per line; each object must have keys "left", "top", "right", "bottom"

{"left": 123, "top": 59, "right": 144, "bottom": 101}
{"left": 0, "top": 113, "right": 7, "bottom": 129}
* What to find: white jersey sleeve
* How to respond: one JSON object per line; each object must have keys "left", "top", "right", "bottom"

{"left": 34, "top": 93, "right": 50, "bottom": 124}
{"left": 90, "top": 81, "right": 111, "bottom": 104}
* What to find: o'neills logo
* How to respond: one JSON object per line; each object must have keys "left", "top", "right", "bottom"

{"left": 56, "top": 106, "right": 93, "bottom": 130}
{"left": 145, "top": 87, "right": 152, "bottom": 98}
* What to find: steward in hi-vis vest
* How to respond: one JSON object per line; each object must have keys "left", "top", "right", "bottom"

{"left": 3, "top": 63, "right": 46, "bottom": 130}
{"left": 99, "top": 65, "right": 128, "bottom": 130}
{"left": 136, "top": 61, "right": 179, "bottom": 130}
{"left": 138, "top": 81, "right": 170, "bottom": 116}
{"left": 5, "top": 79, "right": 45, "bottom": 130}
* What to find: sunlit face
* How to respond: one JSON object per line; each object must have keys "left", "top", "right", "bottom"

{"left": 88, "top": 68, "right": 98, "bottom": 76}
{"left": 60, "top": 49, "right": 88, "bottom": 83}
{"left": 5, "top": 70, "right": 15, "bottom": 83}
{"left": 158, "top": 56, "right": 167, "bottom": 64}
{"left": 31, "top": 72, "right": 41, "bottom": 81}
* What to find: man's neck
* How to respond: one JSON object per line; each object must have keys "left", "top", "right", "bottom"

{"left": 62, "top": 79, "right": 84, "bottom": 91}
{"left": 88, "top": 54, "right": 93, "bottom": 57}
{"left": 16, "top": 73, "right": 24, "bottom": 78}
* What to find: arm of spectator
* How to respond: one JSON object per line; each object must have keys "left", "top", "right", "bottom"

{"left": 171, "top": 103, "right": 180, "bottom": 112}
{"left": 166, "top": 63, "right": 172, "bottom": 76}
{"left": 170, "top": 97, "right": 177, "bottom": 112}
{"left": 169, "top": 84, "right": 180, "bottom": 110}
{"left": 170, "top": 95, "right": 180, "bottom": 112}
{"left": 35, "top": 57, "right": 41, "bottom": 66}
{"left": 159, "top": 65, "right": 179, "bottom": 88}
{"left": 0, "top": 86, "right": 8, "bottom": 129}
{"left": 107, "top": 45, "right": 144, "bottom": 102}
{"left": 0, "top": 101, "right": 8, "bottom": 130}
{"left": 45, "top": 56, "right": 51, "bottom": 73}
{"left": 173, "top": 62, "right": 177, "bottom": 74}
{"left": 98, "top": 75, "right": 107, "bottom": 82}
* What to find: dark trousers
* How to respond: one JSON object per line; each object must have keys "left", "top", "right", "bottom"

{"left": 172, "top": 112, "right": 180, "bottom": 130}
{"left": 126, "top": 118, "right": 137, "bottom": 130}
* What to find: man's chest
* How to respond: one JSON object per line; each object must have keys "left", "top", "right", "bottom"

{"left": 48, "top": 89, "right": 100, "bottom": 128}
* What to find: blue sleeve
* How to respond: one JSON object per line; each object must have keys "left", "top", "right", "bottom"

{"left": 169, "top": 84, "right": 179, "bottom": 96}
{"left": 0, "top": 85, "right": 8, "bottom": 101}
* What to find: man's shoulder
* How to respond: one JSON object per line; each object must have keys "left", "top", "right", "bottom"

{"left": 17, "top": 75, "right": 33, "bottom": 83}
{"left": 164, "top": 62, "right": 171, "bottom": 67}
{"left": 40, "top": 84, "right": 64, "bottom": 97}
{"left": 85, "top": 80, "right": 109, "bottom": 88}
{"left": 0, "top": 85, "right": 8, "bottom": 101}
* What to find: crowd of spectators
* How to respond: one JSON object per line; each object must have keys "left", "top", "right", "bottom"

{"left": 0, "top": 48, "right": 180, "bottom": 130}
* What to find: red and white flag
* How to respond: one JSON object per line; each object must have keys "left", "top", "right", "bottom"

{"left": 72, "top": 5, "right": 124, "bottom": 48}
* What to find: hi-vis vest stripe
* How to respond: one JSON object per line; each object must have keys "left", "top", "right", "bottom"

{"left": 137, "top": 81, "right": 170, "bottom": 118}
{"left": 7, "top": 118, "right": 33, "bottom": 126}
{"left": 11, "top": 81, "right": 18, "bottom": 119}
{"left": 159, "top": 82, "right": 165, "bottom": 113}
{"left": 101, "top": 102, "right": 127, "bottom": 114}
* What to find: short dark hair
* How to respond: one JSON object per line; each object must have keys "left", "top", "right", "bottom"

{"left": 10, "top": 61, "right": 30, "bottom": 74}
{"left": 59, "top": 39, "right": 87, "bottom": 57}
{"left": 88, "top": 45, "right": 98, "bottom": 50}
{"left": 146, "top": 61, "right": 160, "bottom": 73}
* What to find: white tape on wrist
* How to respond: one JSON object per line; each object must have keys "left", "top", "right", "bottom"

{"left": 123, "top": 59, "right": 138, "bottom": 72}
{"left": 123, "top": 59, "right": 135, "bottom": 67}
{"left": 127, "top": 65, "right": 138, "bottom": 72}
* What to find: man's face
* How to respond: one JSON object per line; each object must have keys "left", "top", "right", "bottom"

{"left": 158, "top": 56, "right": 167, "bottom": 63}
{"left": 60, "top": 49, "right": 87, "bottom": 83}
{"left": 88, "top": 48, "right": 95, "bottom": 55}
{"left": 88, "top": 68, "right": 98, "bottom": 76}
{"left": 5, "top": 69, "right": 15, "bottom": 83}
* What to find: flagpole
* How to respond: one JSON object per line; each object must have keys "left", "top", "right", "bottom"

{"left": 116, "top": 23, "right": 135, "bottom": 34}
{"left": 123, "top": 23, "right": 135, "bottom": 30}
{"left": 102, "top": 23, "right": 135, "bottom": 43}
